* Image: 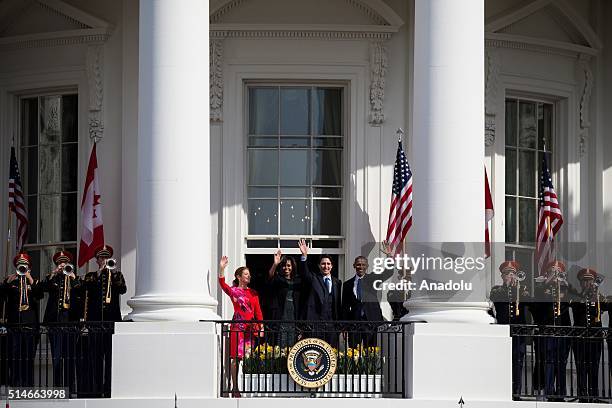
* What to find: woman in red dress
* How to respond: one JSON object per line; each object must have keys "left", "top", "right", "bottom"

{"left": 218, "top": 256, "right": 263, "bottom": 397}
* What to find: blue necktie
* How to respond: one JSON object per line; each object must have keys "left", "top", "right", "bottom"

{"left": 356, "top": 278, "right": 362, "bottom": 300}
{"left": 325, "top": 277, "right": 331, "bottom": 294}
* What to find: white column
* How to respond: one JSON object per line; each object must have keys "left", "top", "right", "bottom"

{"left": 127, "top": 0, "right": 218, "bottom": 321}
{"left": 405, "top": 0, "right": 492, "bottom": 323}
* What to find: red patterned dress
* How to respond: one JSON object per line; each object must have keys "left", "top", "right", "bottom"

{"left": 219, "top": 278, "right": 263, "bottom": 358}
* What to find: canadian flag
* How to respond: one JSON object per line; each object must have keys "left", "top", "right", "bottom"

{"left": 485, "top": 168, "right": 494, "bottom": 258}
{"left": 78, "top": 143, "right": 105, "bottom": 267}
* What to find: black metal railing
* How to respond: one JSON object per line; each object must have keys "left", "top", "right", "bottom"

{"left": 217, "top": 320, "right": 407, "bottom": 398}
{"left": 0, "top": 322, "right": 114, "bottom": 399}
{"left": 511, "top": 325, "right": 612, "bottom": 402}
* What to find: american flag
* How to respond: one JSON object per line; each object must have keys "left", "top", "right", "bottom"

{"left": 385, "top": 139, "right": 413, "bottom": 255}
{"left": 535, "top": 153, "right": 563, "bottom": 275}
{"left": 8, "top": 147, "right": 28, "bottom": 251}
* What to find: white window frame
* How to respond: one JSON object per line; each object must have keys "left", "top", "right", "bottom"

{"left": 243, "top": 82, "right": 348, "bottom": 257}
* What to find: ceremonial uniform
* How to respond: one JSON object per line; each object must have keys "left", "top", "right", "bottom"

{"left": 570, "top": 268, "right": 606, "bottom": 402}
{"left": 41, "top": 250, "right": 80, "bottom": 394}
{"left": 75, "top": 245, "right": 126, "bottom": 398}
{"left": 490, "top": 261, "right": 529, "bottom": 396}
{"left": 3, "top": 253, "right": 43, "bottom": 387}
{"left": 531, "top": 260, "right": 572, "bottom": 401}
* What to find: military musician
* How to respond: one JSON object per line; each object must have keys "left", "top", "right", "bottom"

{"left": 489, "top": 260, "right": 530, "bottom": 396}
{"left": 3, "top": 252, "right": 43, "bottom": 386}
{"left": 41, "top": 250, "right": 80, "bottom": 394}
{"left": 570, "top": 267, "right": 606, "bottom": 402}
{"left": 76, "top": 244, "right": 126, "bottom": 398}
{"left": 532, "top": 260, "right": 572, "bottom": 401}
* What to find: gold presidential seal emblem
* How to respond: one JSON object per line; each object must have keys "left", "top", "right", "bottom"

{"left": 287, "top": 338, "right": 337, "bottom": 388}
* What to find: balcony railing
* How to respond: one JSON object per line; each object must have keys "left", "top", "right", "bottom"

{"left": 216, "top": 320, "right": 408, "bottom": 398}
{"left": 0, "top": 322, "right": 114, "bottom": 399}
{"left": 511, "top": 325, "right": 612, "bottom": 403}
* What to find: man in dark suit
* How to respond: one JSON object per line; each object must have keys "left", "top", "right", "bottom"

{"left": 341, "top": 242, "right": 395, "bottom": 348}
{"left": 297, "top": 239, "right": 341, "bottom": 347}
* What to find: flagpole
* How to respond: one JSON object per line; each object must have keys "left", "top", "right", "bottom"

{"left": 4, "top": 207, "right": 10, "bottom": 279}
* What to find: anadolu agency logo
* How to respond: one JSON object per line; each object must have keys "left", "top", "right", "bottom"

{"left": 287, "top": 338, "right": 337, "bottom": 388}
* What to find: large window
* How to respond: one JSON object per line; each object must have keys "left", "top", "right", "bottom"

{"left": 245, "top": 85, "right": 345, "bottom": 305}
{"left": 246, "top": 85, "right": 344, "bottom": 249}
{"left": 504, "top": 97, "right": 554, "bottom": 279}
{"left": 19, "top": 94, "right": 78, "bottom": 280}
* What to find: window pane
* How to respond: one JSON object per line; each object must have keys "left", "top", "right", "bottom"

{"left": 518, "top": 150, "right": 536, "bottom": 197}
{"left": 280, "top": 187, "right": 309, "bottom": 198}
{"left": 61, "top": 144, "right": 78, "bottom": 192}
{"left": 313, "top": 187, "right": 342, "bottom": 198}
{"left": 249, "top": 88, "right": 278, "bottom": 135}
{"left": 62, "top": 94, "right": 78, "bottom": 143}
{"left": 39, "top": 194, "right": 61, "bottom": 242}
{"left": 539, "top": 103, "right": 552, "bottom": 150}
{"left": 505, "top": 148, "right": 516, "bottom": 195}
{"left": 248, "top": 187, "right": 277, "bottom": 198}
{"left": 518, "top": 102, "right": 536, "bottom": 149}
{"left": 248, "top": 136, "right": 278, "bottom": 147}
{"left": 505, "top": 100, "right": 517, "bottom": 147}
{"left": 280, "top": 88, "right": 310, "bottom": 135}
{"left": 22, "top": 147, "right": 38, "bottom": 195}
{"left": 26, "top": 250, "right": 42, "bottom": 280}
{"left": 39, "top": 145, "right": 61, "bottom": 194}
{"left": 21, "top": 98, "right": 38, "bottom": 146}
{"left": 313, "top": 137, "right": 343, "bottom": 148}
{"left": 314, "top": 88, "right": 342, "bottom": 135}
{"left": 280, "top": 149, "right": 309, "bottom": 185}
{"left": 27, "top": 195, "right": 37, "bottom": 244}
{"left": 313, "top": 150, "right": 342, "bottom": 186}
{"left": 312, "top": 240, "right": 341, "bottom": 248}
{"left": 247, "top": 240, "right": 278, "bottom": 248}
{"left": 248, "top": 150, "right": 278, "bottom": 185}
{"left": 505, "top": 197, "right": 516, "bottom": 243}
{"left": 280, "top": 137, "right": 310, "bottom": 148}
{"left": 61, "top": 192, "right": 77, "bottom": 241}
{"left": 313, "top": 200, "right": 342, "bottom": 235}
{"left": 40, "top": 96, "right": 62, "bottom": 144}
{"left": 519, "top": 198, "right": 536, "bottom": 244}
{"left": 248, "top": 199, "right": 278, "bottom": 235}
{"left": 280, "top": 199, "right": 309, "bottom": 235}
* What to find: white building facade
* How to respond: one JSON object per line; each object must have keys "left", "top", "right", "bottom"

{"left": 1, "top": 0, "right": 612, "bottom": 405}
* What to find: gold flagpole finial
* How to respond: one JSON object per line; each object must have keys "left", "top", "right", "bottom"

{"left": 396, "top": 128, "right": 404, "bottom": 142}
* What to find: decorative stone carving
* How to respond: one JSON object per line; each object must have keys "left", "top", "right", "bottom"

{"left": 484, "top": 49, "right": 500, "bottom": 146}
{"left": 368, "top": 41, "right": 387, "bottom": 126}
{"left": 86, "top": 44, "right": 104, "bottom": 141}
{"left": 210, "top": 39, "right": 223, "bottom": 122}
{"left": 209, "top": 29, "right": 392, "bottom": 41}
{"left": 576, "top": 54, "right": 593, "bottom": 158}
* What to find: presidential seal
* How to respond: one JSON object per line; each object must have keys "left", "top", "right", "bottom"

{"left": 287, "top": 338, "right": 337, "bottom": 388}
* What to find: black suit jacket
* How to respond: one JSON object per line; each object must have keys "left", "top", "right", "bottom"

{"left": 298, "top": 259, "right": 341, "bottom": 321}
{"left": 342, "top": 268, "right": 394, "bottom": 321}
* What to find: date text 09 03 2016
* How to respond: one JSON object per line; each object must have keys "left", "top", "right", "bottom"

{"left": 5, "top": 388, "right": 67, "bottom": 399}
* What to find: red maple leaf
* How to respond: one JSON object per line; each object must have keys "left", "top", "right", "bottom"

{"left": 92, "top": 194, "right": 101, "bottom": 218}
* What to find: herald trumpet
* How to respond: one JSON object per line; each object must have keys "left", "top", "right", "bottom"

{"left": 16, "top": 264, "right": 30, "bottom": 276}
{"left": 62, "top": 263, "right": 74, "bottom": 275}
{"left": 105, "top": 258, "right": 117, "bottom": 270}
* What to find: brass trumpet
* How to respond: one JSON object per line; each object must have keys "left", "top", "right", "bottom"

{"left": 103, "top": 258, "right": 117, "bottom": 304}
{"left": 513, "top": 271, "right": 526, "bottom": 317}
{"left": 60, "top": 263, "right": 75, "bottom": 310}
{"left": 16, "top": 265, "right": 30, "bottom": 311}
